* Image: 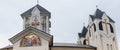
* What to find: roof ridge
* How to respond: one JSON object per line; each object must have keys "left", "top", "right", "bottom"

{"left": 21, "top": 4, "right": 50, "bottom": 16}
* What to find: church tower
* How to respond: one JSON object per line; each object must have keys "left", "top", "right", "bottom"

{"left": 21, "top": 4, "right": 51, "bottom": 33}
{"left": 9, "top": 4, "right": 53, "bottom": 50}
{"left": 78, "top": 9, "right": 119, "bottom": 50}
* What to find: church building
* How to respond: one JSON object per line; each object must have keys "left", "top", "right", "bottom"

{"left": 0, "top": 4, "right": 118, "bottom": 50}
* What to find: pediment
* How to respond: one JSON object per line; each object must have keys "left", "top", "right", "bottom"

{"left": 102, "top": 13, "right": 109, "bottom": 22}
{"left": 9, "top": 26, "right": 53, "bottom": 46}
{"left": 102, "top": 13, "right": 115, "bottom": 23}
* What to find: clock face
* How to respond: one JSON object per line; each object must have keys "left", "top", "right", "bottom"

{"left": 20, "top": 34, "right": 41, "bottom": 47}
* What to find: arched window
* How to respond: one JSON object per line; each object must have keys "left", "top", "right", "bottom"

{"left": 93, "top": 23, "right": 96, "bottom": 32}
{"left": 99, "top": 21, "right": 103, "bottom": 30}
{"left": 109, "top": 24, "right": 114, "bottom": 33}
{"left": 113, "top": 37, "right": 115, "bottom": 42}
{"left": 83, "top": 39, "right": 86, "bottom": 45}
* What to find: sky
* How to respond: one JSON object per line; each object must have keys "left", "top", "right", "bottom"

{"left": 0, "top": 0, "right": 119, "bottom": 49}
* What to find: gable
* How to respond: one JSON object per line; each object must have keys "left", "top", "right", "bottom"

{"left": 102, "top": 13, "right": 109, "bottom": 22}
{"left": 90, "top": 9, "right": 115, "bottom": 23}
{"left": 102, "top": 13, "right": 115, "bottom": 23}
{"left": 9, "top": 26, "right": 53, "bottom": 46}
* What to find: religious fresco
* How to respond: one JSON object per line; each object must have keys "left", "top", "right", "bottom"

{"left": 20, "top": 34, "right": 41, "bottom": 47}
{"left": 32, "top": 17, "right": 39, "bottom": 28}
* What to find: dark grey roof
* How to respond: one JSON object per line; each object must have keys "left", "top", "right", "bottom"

{"left": 0, "top": 43, "right": 96, "bottom": 49}
{"left": 107, "top": 16, "right": 115, "bottom": 23}
{"left": 0, "top": 45, "right": 13, "bottom": 50}
{"left": 78, "top": 26, "right": 88, "bottom": 37}
{"left": 53, "top": 43, "right": 96, "bottom": 48}
{"left": 94, "top": 9, "right": 104, "bottom": 19}
{"left": 21, "top": 4, "right": 50, "bottom": 16}
{"left": 89, "top": 15, "right": 95, "bottom": 21}
{"left": 90, "top": 9, "right": 115, "bottom": 23}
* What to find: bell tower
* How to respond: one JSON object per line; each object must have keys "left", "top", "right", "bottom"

{"left": 21, "top": 4, "right": 51, "bottom": 33}
{"left": 78, "top": 9, "right": 119, "bottom": 50}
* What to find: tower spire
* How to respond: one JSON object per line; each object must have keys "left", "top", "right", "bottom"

{"left": 96, "top": 5, "right": 98, "bottom": 9}
{"left": 83, "top": 22, "right": 85, "bottom": 26}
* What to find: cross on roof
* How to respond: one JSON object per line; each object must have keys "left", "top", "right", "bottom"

{"left": 37, "top": 0, "right": 39, "bottom": 4}
{"left": 103, "top": 19, "right": 109, "bottom": 34}
{"left": 96, "top": 5, "right": 98, "bottom": 9}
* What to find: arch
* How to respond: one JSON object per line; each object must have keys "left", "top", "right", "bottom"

{"left": 109, "top": 24, "right": 114, "bottom": 33}
{"left": 93, "top": 23, "right": 96, "bottom": 32}
{"left": 99, "top": 21, "right": 103, "bottom": 30}
{"left": 20, "top": 34, "right": 41, "bottom": 47}
{"left": 83, "top": 39, "right": 86, "bottom": 45}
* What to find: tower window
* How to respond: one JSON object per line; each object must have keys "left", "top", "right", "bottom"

{"left": 109, "top": 24, "right": 114, "bottom": 33}
{"left": 26, "top": 17, "right": 29, "bottom": 21}
{"left": 93, "top": 23, "right": 96, "bottom": 32}
{"left": 83, "top": 39, "right": 86, "bottom": 45}
{"left": 99, "top": 21, "right": 103, "bottom": 30}
{"left": 113, "top": 37, "right": 115, "bottom": 42}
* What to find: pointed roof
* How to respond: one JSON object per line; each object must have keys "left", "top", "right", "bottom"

{"left": 107, "top": 16, "right": 115, "bottom": 23}
{"left": 89, "top": 15, "right": 95, "bottom": 21}
{"left": 89, "top": 9, "right": 115, "bottom": 23}
{"left": 94, "top": 9, "right": 104, "bottom": 19}
{"left": 78, "top": 26, "right": 88, "bottom": 38}
{"left": 21, "top": 4, "right": 50, "bottom": 16}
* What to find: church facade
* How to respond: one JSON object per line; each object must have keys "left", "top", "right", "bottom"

{"left": 0, "top": 4, "right": 118, "bottom": 50}
{"left": 77, "top": 9, "right": 119, "bottom": 50}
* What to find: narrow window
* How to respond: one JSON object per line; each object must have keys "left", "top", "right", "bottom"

{"left": 93, "top": 23, "right": 96, "bottom": 32}
{"left": 109, "top": 24, "right": 114, "bottom": 33}
{"left": 99, "top": 21, "right": 103, "bottom": 30}
{"left": 111, "top": 45, "right": 112, "bottom": 50}
{"left": 113, "top": 37, "right": 115, "bottom": 42}
{"left": 83, "top": 39, "right": 86, "bottom": 45}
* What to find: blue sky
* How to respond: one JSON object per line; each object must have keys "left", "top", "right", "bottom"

{"left": 0, "top": 0, "right": 119, "bottom": 49}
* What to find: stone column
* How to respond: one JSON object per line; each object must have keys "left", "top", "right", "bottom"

{"left": 46, "top": 16, "right": 49, "bottom": 33}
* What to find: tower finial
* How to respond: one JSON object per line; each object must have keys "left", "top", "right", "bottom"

{"left": 83, "top": 23, "right": 85, "bottom": 26}
{"left": 96, "top": 5, "right": 98, "bottom": 9}
{"left": 37, "top": 0, "right": 39, "bottom": 4}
